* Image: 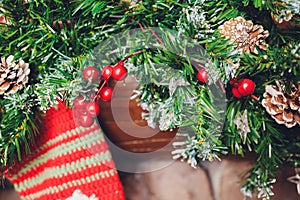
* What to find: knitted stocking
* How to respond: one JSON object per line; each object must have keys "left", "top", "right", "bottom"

{"left": 6, "top": 101, "right": 125, "bottom": 200}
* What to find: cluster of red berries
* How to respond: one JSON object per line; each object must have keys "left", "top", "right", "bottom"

{"left": 73, "top": 97, "right": 101, "bottom": 127}
{"left": 196, "top": 68, "right": 255, "bottom": 99}
{"left": 230, "top": 78, "right": 255, "bottom": 98}
{"left": 74, "top": 62, "right": 127, "bottom": 127}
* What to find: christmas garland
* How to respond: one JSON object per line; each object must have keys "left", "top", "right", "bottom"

{"left": 0, "top": 0, "right": 299, "bottom": 199}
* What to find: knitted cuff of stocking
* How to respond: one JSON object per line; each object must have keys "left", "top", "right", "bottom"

{"left": 6, "top": 101, "right": 125, "bottom": 200}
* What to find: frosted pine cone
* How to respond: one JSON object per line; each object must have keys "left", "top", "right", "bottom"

{"left": 262, "top": 82, "right": 300, "bottom": 128}
{"left": 0, "top": 55, "right": 30, "bottom": 95}
{"left": 218, "top": 16, "right": 269, "bottom": 54}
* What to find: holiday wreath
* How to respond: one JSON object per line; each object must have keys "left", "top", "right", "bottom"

{"left": 0, "top": 0, "right": 299, "bottom": 199}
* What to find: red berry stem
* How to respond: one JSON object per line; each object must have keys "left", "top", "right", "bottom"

{"left": 138, "top": 23, "right": 166, "bottom": 48}
{"left": 251, "top": 94, "right": 260, "bottom": 101}
{"left": 138, "top": 23, "right": 145, "bottom": 32}
{"left": 218, "top": 79, "right": 226, "bottom": 94}
{"left": 120, "top": 50, "right": 145, "bottom": 63}
{"left": 194, "top": 61, "right": 208, "bottom": 73}
{"left": 147, "top": 24, "right": 166, "bottom": 48}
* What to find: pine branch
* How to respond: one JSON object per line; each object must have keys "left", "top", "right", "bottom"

{"left": 0, "top": 86, "right": 40, "bottom": 169}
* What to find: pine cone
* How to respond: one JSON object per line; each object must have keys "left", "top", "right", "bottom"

{"left": 262, "top": 82, "right": 300, "bottom": 128}
{"left": 0, "top": 55, "right": 30, "bottom": 95}
{"left": 218, "top": 16, "right": 269, "bottom": 54}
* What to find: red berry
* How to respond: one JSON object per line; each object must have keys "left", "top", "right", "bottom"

{"left": 83, "top": 66, "right": 100, "bottom": 82}
{"left": 100, "top": 87, "right": 113, "bottom": 101}
{"left": 197, "top": 69, "right": 209, "bottom": 83}
{"left": 238, "top": 79, "right": 255, "bottom": 96}
{"left": 86, "top": 102, "right": 100, "bottom": 117}
{"left": 101, "top": 65, "right": 113, "bottom": 80}
{"left": 73, "top": 96, "right": 87, "bottom": 109}
{"left": 112, "top": 62, "right": 127, "bottom": 81}
{"left": 232, "top": 87, "right": 242, "bottom": 98}
{"left": 79, "top": 114, "right": 94, "bottom": 127}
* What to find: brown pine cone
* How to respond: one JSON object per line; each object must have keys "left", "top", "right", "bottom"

{"left": 262, "top": 82, "right": 300, "bottom": 128}
{"left": 0, "top": 55, "right": 30, "bottom": 95}
{"left": 218, "top": 16, "right": 269, "bottom": 54}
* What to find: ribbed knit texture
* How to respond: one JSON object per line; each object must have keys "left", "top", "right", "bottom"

{"left": 6, "top": 101, "right": 125, "bottom": 200}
